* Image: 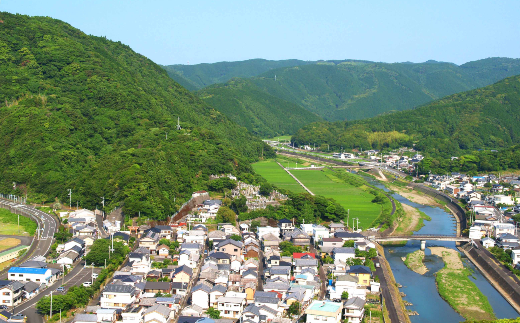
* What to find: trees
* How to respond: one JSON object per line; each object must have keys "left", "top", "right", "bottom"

{"left": 343, "top": 240, "right": 355, "bottom": 247}
{"left": 341, "top": 291, "right": 349, "bottom": 300}
{"left": 279, "top": 241, "right": 303, "bottom": 257}
{"left": 287, "top": 302, "right": 301, "bottom": 317}
{"left": 230, "top": 234, "right": 242, "bottom": 241}
{"left": 85, "top": 239, "right": 129, "bottom": 266}
{"left": 216, "top": 206, "right": 237, "bottom": 225}
{"left": 230, "top": 195, "right": 248, "bottom": 214}
{"left": 206, "top": 307, "right": 221, "bottom": 319}
{"left": 259, "top": 183, "right": 273, "bottom": 196}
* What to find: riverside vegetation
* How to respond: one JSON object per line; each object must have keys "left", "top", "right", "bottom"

{"left": 430, "top": 247, "right": 495, "bottom": 321}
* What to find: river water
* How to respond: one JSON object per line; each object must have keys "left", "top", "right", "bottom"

{"left": 369, "top": 179, "right": 519, "bottom": 322}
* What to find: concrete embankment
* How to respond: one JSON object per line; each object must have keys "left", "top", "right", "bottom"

{"left": 460, "top": 242, "right": 520, "bottom": 314}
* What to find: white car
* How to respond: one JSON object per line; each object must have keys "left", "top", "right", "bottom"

{"left": 92, "top": 273, "right": 98, "bottom": 279}
{"left": 82, "top": 281, "right": 92, "bottom": 287}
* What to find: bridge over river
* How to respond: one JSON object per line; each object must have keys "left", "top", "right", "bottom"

{"left": 374, "top": 234, "right": 471, "bottom": 250}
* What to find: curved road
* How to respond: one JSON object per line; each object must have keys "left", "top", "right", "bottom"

{"left": 0, "top": 199, "right": 59, "bottom": 279}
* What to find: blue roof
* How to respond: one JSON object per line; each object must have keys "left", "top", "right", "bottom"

{"left": 8, "top": 267, "right": 50, "bottom": 275}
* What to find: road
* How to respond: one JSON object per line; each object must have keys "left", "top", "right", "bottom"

{"left": 257, "top": 250, "right": 264, "bottom": 291}
{"left": 310, "top": 245, "right": 326, "bottom": 300}
{"left": 13, "top": 260, "right": 102, "bottom": 323}
{"left": 374, "top": 257, "right": 400, "bottom": 323}
{"left": 96, "top": 213, "right": 108, "bottom": 238}
{"left": 0, "top": 199, "right": 59, "bottom": 279}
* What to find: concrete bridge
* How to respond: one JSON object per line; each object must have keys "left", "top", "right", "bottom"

{"left": 375, "top": 234, "right": 471, "bottom": 250}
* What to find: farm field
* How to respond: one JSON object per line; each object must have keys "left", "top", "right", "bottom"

{"left": 0, "top": 209, "right": 37, "bottom": 236}
{"left": 291, "top": 168, "right": 381, "bottom": 228}
{"left": 0, "top": 238, "right": 21, "bottom": 251}
{"left": 252, "top": 160, "right": 306, "bottom": 193}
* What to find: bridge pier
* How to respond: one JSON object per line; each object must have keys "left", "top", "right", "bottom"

{"left": 420, "top": 240, "right": 426, "bottom": 251}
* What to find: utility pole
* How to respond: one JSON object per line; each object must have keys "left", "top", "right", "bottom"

{"left": 101, "top": 197, "right": 105, "bottom": 218}
{"left": 18, "top": 214, "right": 19, "bottom": 234}
{"left": 68, "top": 189, "right": 72, "bottom": 209}
{"left": 50, "top": 291, "right": 53, "bottom": 318}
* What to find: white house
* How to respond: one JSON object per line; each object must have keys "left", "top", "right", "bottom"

{"left": 257, "top": 226, "right": 281, "bottom": 239}
{"left": 191, "top": 283, "right": 211, "bottom": 309}
{"left": 8, "top": 267, "right": 52, "bottom": 284}
{"left": 100, "top": 284, "right": 137, "bottom": 309}
{"left": 494, "top": 223, "right": 516, "bottom": 236}
{"left": 343, "top": 297, "right": 366, "bottom": 323}
{"left": 121, "top": 306, "right": 145, "bottom": 322}
{"left": 332, "top": 248, "right": 355, "bottom": 265}
{"left": 305, "top": 300, "right": 343, "bottom": 323}
{"left": 481, "top": 237, "right": 496, "bottom": 248}
{"left": 0, "top": 281, "right": 24, "bottom": 307}
{"left": 469, "top": 226, "right": 484, "bottom": 240}
{"left": 96, "top": 309, "right": 117, "bottom": 323}
{"left": 512, "top": 249, "right": 520, "bottom": 266}
{"left": 327, "top": 275, "right": 359, "bottom": 301}
{"left": 178, "top": 250, "right": 199, "bottom": 269}
{"left": 57, "top": 250, "right": 79, "bottom": 265}
{"left": 217, "top": 295, "right": 247, "bottom": 319}
{"left": 492, "top": 195, "right": 515, "bottom": 206}
{"left": 144, "top": 304, "right": 171, "bottom": 323}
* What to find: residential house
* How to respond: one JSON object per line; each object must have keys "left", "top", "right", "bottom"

{"left": 244, "top": 246, "right": 260, "bottom": 258}
{"left": 192, "top": 283, "right": 212, "bottom": 309}
{"left": 179, "top": 250, "right": 199, "bottom": 269}
{"left": 208, "top": 230, "right": 227, "bottom": 241}
{"left": 263, "top": 281, "right": 290, "bottom": 297}
{"left": 144, "top": 304, "right": 171, "bottom": 323}
{"left": 172, "top": 282, "right": 189, "bottom": 296}
{"left": 293, "top": 258, "right": 318, "bottom": 274}
{"left": 332, "top": 248, "right": 355, "bottom": 265}
{"left": 257, "top": 227, "right": 281, "bottom": 240}
{"left": 96, "top": 309, "right": 117, "bottom": 323}
{"left": 209, "top": 252, "right": 232, "bottom": 265}
{"left": 0, "top": 281, "right": 24, "bottom": 307}
{"left": 512, "top": 249, "right": 520, "bottom": 266}
{"left": 171, "top": 266, "right": 193, "bottom": 283}
{"left": 305, "top": 300, "right": 343, "bottom": 323}
{"left": 354, "top": 240, "right": 375, "bottom": 252}
{"left": 157, "top": 244, "right": 170, "bottom": 257}
{"left": 494, "top": 223, "right": 516, "bottom": 236}
{"left": 343, "top": 297, "right": 366, "bottom": 323}
{"left": 100, "top": 284, "right": 137, "bottom": 309}
{"left": 283, "top": 229, "right": 311, "bottom": 246}
{"left": 244, "top": 282, "right": 257, "bottom": 303}
{"left": 22, "top": 281, "right": 41, "bottom": 299}
{"left": 481, "top": 237, "right": 496, "bottom": 248}
{"left": 327, "top": 275, "right": 359, "bottom": 301}
{"left": 57, "top": 250, "right": 80, "bottom": 265}
{"left": 262, "top": 233, "right": 281, "bottom": 251}
{"left": 217, "top": 293, "right": 247, "bottom": 319}
{"left": 143, "top": 282, "right": 172, "bottom": 297}
{"left": 278, "top": 219, "right": 295, "bottom": 235}
{"left": 254, "top": 291, "right": 281, "bottom": 311}
{"left": 64, "top": 238, "right": 85, "bottom": 253}
{"left": 139, "top": 231, "right": 160, "bottom": 253}
{"left": 347, "top": 266, "right": 371, "bottom": 286}
{"left": 216, "top": 239, "right": 243, "bottom": 260}
{"left": 268, "top": 266, "right": 291, "bottom": 281}
{"left": 329, "top": 223, "right": 345, "bottom": 233}
{"left": 181, "top": 304, "right": 204, "bottom": 317}
{"left": 334, "top": 232, "right": 365, "bottom": 243}
{"left": 320, "top": 238, "right": 344, "bottom": 253}
{"left": 73, "top": 314, "right": 98, "bottom": 323}
{"left": 496, "top": 233, "right": 519, "bottom": 249}
{"left": 210, "top": 284, "right": 227, "bottom": 308}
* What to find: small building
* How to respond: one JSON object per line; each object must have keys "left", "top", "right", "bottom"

{"left": 305, "top": 300, "right": 343, "bottom": 323}
{"left": 347, "top": 266, "right": 371, "bottom": 286}
{"left": 481, "top": 237, "right": 496, "bottom": 248}
{"left": 343, "top": 297, "right": 366, "bottom": 323}
{"left": 7, "top": 267, "right": 52, "bottom": 284}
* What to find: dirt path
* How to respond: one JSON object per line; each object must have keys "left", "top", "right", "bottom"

{"left": 390, "top": 185, "right": 441, "bottom": 207}
{"left": 396, "top": 204, "right": 421, "bottom": 235}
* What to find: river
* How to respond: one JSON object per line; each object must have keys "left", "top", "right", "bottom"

{"left": 369, "top": 179, "right": 519, "bottom": 322}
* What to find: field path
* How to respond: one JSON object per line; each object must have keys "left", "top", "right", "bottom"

{"left": 276, "top": 161, "right": 315, "bottom": 195}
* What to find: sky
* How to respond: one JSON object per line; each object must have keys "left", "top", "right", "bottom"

{"left": 2, "top": 0, "right": 520, "bottom": 66}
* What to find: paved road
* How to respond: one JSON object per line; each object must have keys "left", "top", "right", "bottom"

{"left": 257, "top": 250, "right": 264, "bottom": 291}
{"left": 12, "top": 260, "right": 93, "bottom": 323}
{"left": 374, "top": 257, "right": 400, "bottom": 323}
{"left": 0, "top": 199, "right": 59, "bottom": 279}
{"left": 96, "top": 213, "right": 108, "bottom": 238}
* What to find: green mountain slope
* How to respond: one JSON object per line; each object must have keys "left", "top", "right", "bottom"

{"left": 0, "top": 12, "right": 272, "bottom": 219}
{"left": 197, "top": 79, "right": 322, "bottom": 137}
{"left": 248, "top": 59, "right": 520, "bottom": 121}
{"left": 162, "top": 58, "right": 317, "bottom": 90}
{"left": 292, "top": 75, "right": 520, "bottom": 158}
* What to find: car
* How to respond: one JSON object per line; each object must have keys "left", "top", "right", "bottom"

{"left": 56, "top": 287, "right": 65, "bottom": 293}
{"left": 375, "top": 262, "right": 380, "bottom": 268}
{"left": 92, "top": 273, "right": 98, "bottom": 279}
{"left": 82, "top": 281, "right": 92, "bottom": 287}
{"left": 0, "top": 305, "right": 7, "bottom": 309}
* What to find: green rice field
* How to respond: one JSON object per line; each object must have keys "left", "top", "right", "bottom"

{"left": 291, "top": 168, "right": 381, "bottom": 228}
{"left": 252, "top": 160, "right": 305, "bottom": 193}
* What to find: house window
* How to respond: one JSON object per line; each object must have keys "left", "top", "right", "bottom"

{"left": 234, "top": 249, "right": 238, "bottom": 252}
{"left": 18, "top": 274, "right": 23, "bottom": 277}
{"left": 2, "top": 300, "right": 9, "bottom": 304}
{"left": 36, "top": 279, "right": 40, "bottom": 282}
{"left": 3, "top": 292, "right": 10, "bottom": 296}
{"left": 10, "top": 274, "right": 15, "bottom": 277}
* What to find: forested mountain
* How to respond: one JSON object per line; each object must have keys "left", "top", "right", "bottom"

{"left": 166, "top": 58, "right": 520, "bottom": 122}
{"left": 292, "top": 74, "right": 520, "bottom": 159}
{"left": 162, "top": 58, "right": 317, "bottom": 90}
{"left": 0, "top": 12, "right": 273, "bottom": 219}
{"left": 197, "top": 78, "right": 322, "bottom": 138}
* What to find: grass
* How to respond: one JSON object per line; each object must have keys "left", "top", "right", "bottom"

{"left": 403, "top": 250, "right": 427, "bottom": 274}
{"left": 434, "top": 248, "right": 495, "bottom": 321}
{"left": 0, "top": 238, "right": 21, "bottom": 251}
{"left": 0, "top": 208, "right": 37, "bottom": 236}
{"left": 290, "top": 168, "right": 381, "bottom": 228}
{"left": 252, "top": 160, "right": 305, "bottom": 193}
{"left": 264, "top": 135, "right": 292, "bottom": 141}
{"left": 0, "top": 260, "right": 15, "bottom": 271}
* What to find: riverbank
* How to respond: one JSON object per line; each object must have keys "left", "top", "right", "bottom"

{"left": 393, "top": 203, "right": 431, "bottom": 236}
{"left": 385, "top": 181, "right": 441, "bottom": 207}
{"left": 404, "top": 250, "right": 428, "bottom": 275}
{"left": 431, "top": 247, "right": 496, "bottom": 321}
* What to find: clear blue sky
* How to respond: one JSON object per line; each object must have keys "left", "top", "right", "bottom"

{"left": 2, "top": 0, "right": 519, "bottom": 66}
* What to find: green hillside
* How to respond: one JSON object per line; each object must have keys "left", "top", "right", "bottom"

{"left": 292, "top": 74, "right": 520, "bottom": 159}
{"left": 198, "top": 78, "right": 322, "bottom": 137}
{"left": 0, "top": 12, "right": 273, "bottom": 219}
{"left": 249, "top": 59, "right": 520, "bottom": 121}
{"left": 162, "top": 58, "right": 317, "bottom": 90}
